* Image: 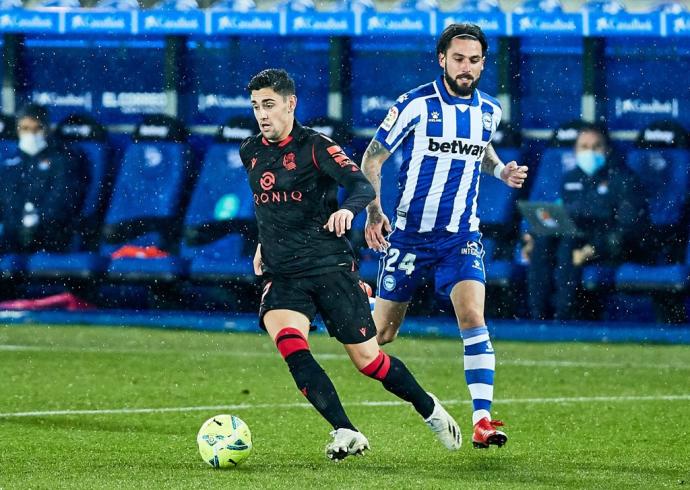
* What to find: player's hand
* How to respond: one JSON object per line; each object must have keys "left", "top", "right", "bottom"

{"left": 365, "top": 207, "right": 392, "bottom": 252}
{"left": 253, "top": 244, "right": 263, "bottom": 276}
{"left": 572, "top": 244, "right": 596, "bottom": 266}
{"left": 520, "top": 233, "right": 534, "bottom": 263}
{"left": 324, "top": 209, "right": 354, "bottom": 237}
{"left": 501, "top": 161, "right": 528, "bottom": 188}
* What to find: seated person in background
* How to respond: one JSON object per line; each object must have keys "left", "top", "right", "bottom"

{"left": 0, "top": 103, "right": 84, "bottom": 253}
{"left": 523, "top": 123, "right": 647, "bottom": 320}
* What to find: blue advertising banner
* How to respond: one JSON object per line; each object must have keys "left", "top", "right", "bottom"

{"left": 185, "top": 38, "right": 330, "bottom": 125}
{"left": 360, "top": 12, "right": 432, "bottom": 36}
{"left": 666, "top": 13, "right": 690, "bottom": 36}
{"left": 603, "top": 38, "right": 689, "bottom": 130}
{"left": 586, "top": 12, "right": 661, "bottom": 36}
{"left": 137, "top": 9, "right": 204, "bottom": 35}
{"left": 512, "top": 12, "right": 583, "bottom": 36}
{"left": 0, "top": 9, "right": 681, "bottom": 38}
{"left": 0, "top": 9, "right": 61, "bottom": 33}
{"left": 518, "top": 37, "right": 583, "bottom": 128}
{"left": 437, "top": 12, "right": 505, "bottom": 37}
{"left": 286, "top": 11, "right": 354, "bottom": 36}
{"left": 23, "top": 40, "right": 167, "bottom": 124}
{"left": 64, "top": 10, "right": 133, "bottom": 35}
{"left": 208, "top": 11, "right": 281, "bottom": 35}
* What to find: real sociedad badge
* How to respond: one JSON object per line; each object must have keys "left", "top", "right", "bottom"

{"left": 482, "top": 112, "right": 493, "bottom": 131}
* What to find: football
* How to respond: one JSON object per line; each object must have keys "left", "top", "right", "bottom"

{"left": 197, "top": 414, "right": 253, "bottom": 468}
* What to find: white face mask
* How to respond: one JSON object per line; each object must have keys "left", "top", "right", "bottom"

{"left": 18, "top": 132, "right": 48, "bottom": 156}
{"left": 575, "top": 150, "right": 606, "bottom": 177}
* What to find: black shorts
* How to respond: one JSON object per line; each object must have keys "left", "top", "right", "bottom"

{"left": 259, "top": 269, "right": 376, "bottom": 345}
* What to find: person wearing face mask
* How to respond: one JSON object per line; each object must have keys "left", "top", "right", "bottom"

{"left": 0, "top": 103, "right": 83, "bottom": 253}
{"left": 523, "top": 123, "right": 647, "bottom": 320}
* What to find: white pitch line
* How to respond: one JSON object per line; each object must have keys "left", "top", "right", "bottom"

{"left": 1, "top": 394, "right": 689, "bottom": 418}
{"left": 2, "top": 344, "right": 689, "bottom": 371}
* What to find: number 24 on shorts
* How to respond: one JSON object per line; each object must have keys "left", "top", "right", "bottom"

{"left": 384, "top": 248, "right": 417, "bottom": 275}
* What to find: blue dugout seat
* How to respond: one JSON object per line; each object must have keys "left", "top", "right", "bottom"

{"left": 103, "top": 115, "right": 193, "bottom": 281}
{"left": 0, "top": 115, "right": 21, "bottom": 277}
{"left": 27, "top": 114, "right": 114, "bottom": 278}
{"left": 614, "top": 122, "right": 690, "bottom": 291}
{"left": 180, "top": 119, "right": 256, "bottom": 281}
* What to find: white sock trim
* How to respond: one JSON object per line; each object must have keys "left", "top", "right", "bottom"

{"left": 464, "top": 353, "right": 496, "bottom": 370}
{"left": 463, "top": 333, "right": 490, "bottom": 346}
{"left": 467, "top": 383, "right": 494, "bottom": 400}
{"left": 473, "top": 409, "right": 491, "bottom": 426}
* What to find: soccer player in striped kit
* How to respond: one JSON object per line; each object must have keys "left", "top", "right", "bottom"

{"left": 361, "top": 23, "right": 528, "bottom": 449}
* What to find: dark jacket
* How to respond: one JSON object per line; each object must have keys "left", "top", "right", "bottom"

{"left": 561, "top": 161, "right": 647, "bottom": 263}
{"left": 0, "top": 144, "right": 84, "bottom": 253}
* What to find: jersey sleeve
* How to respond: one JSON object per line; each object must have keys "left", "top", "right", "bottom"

{"left": 238, "top": 137, "right": 253, "bottom": 170}
{"left": 373, "top": 93, "right": 422, "bottom": 154}
{"left": 312, "top": 134, "right": 376, "bottom": 216}
{"left": 493, "top": 105, "right": 503, "bottom": 133}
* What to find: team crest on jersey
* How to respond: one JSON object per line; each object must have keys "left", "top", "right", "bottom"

{"left": 382, "top": 275, "right": 397, "bottom": 291}
{"left": 381, "top": 106, "right": 399, "bottom": 131}
{"left": 482, "top": 112, "right": 493, "bottom": 131}
{"left": 428, "top": 110, "right": 442, "bottom": 123}
{"left": 283, "top": 152, "right": 296, "bottom": 171}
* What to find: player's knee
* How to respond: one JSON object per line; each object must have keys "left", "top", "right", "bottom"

{"left": 274, "top": 327, "right": 309, "bottom": 360}
{"left": 376, "top": 328, "right": 398, "bottom": 345}
{"left": 359, "top": 350, "right": 391, "bottom": 381}
{"left": 458, "top": 308, "right": 485, "bottom": 329}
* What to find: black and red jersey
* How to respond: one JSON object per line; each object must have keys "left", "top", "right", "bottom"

{"left": 239, "top": 121, "right": 375, "bottom": 277}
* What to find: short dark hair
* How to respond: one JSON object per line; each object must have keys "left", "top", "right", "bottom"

{"left": 436, "top": 23, "right": 488, "bottom": 57}
{"left": 247, "top": 69, "right": 296, "bottom": 97}
{"left": 16, "top": 103, "right": 50, "bottom": 129}
{"left": 577, "top": 122, "right": 611, "bottom": 147}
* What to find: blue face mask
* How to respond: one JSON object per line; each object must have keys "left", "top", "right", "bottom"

{"left": 575, "top": 150, "right": 606, "bottom": 176}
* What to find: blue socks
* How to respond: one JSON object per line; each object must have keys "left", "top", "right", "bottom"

{"left": 461, "top": 326, "right": 495, "bottom": 425}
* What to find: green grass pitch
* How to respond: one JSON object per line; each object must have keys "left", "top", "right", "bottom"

{"left": 1, "top": 324, "right": 689, "bottom": 489}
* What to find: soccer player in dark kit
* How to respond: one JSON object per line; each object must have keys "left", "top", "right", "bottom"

{"left": 240, "top": 68, "right": 462, "bottom": 460}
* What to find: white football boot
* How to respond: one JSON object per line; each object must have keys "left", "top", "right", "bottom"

{"left": 424, "top": 393, "right": 462, "bottom": 450}
{"left": 325, "top": 428, "right": 370, "bottom": 461}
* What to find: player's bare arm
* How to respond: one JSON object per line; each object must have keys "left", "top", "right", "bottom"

{"left": 481, "top": 142, "right": 528, "bottom": 189}
{"left": 361, "top": 139, "right": 393, "bottom": 251}
{"left": 253, "top": 243, "right": 263, "bottom": 276}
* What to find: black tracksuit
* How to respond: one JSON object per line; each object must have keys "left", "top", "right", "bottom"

{"left": 0, "top": 144, "right": 83, "bottom": 253}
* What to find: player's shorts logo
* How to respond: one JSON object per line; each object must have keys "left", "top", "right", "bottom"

{"left": 460, "top": 241, "right": 483, "bottom": 257}
{"left": 260, "top": 171, "right": 275, "bottom": 191}
{"left": 482, "top": 112, "right": 493, "bottom": 131}
{"left": 382, "top": 275, "right": 396, "bottom": 291}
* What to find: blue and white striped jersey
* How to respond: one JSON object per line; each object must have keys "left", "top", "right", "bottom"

{"left": 373, "top": 75, "right": 502, "bottom": 234}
